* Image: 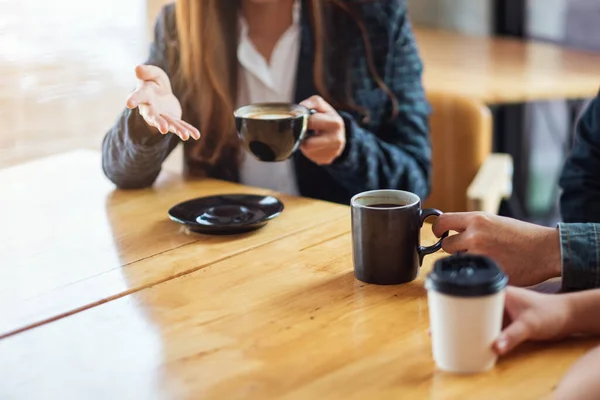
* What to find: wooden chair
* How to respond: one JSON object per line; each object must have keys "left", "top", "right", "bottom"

{"left": 424, "top": 93, "right": 513, "bottom": 214}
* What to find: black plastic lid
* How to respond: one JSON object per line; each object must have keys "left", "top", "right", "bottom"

{"left": 425, "top": 255, "right": 508, "bottom": 297}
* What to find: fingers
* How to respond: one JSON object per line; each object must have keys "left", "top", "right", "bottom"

{"left": 138, "top": 104, "right": 167, "bottom": 133}
{"left": 502, "top": 287, "right": 522, "bottom": 330}
{"left": 440, "top": 233, "right": 469, "bottom": 254}
{"left": 300, "top": 95, "right": 336, "bottom": 114}
{"left": 170, "top": 120, "right": 190, "bottom": 140}
{"left": 149, "top": 115, "right": 169, "bottom": 134}
{"left": 300, "top": 135, "right": 344, "bottom": 165}
{"left": 494, "top": 319, "right": 530, "bottom": 355}
{"left": 135, "top": 64, "right": 169, "bottom": 86}
{"left": 179, "top": 120, "right": 201, "bottom": 140}
{"left": 139, "top": 104, "right": 200, "bottom": 139}
{"left": 301, "top": 134, "right": 335, "bottom": 151}
{"left": 432, "top": 213, "right": 471, "bottom": 238}
{"left": 301, "top": 132, "right": 344, "bottom": 154}
{"left": 505, "top": 286, "right": 526, "bottom": 302}
{"left": 494, "top": 287, "right": 534, "bottom": 355}
{"left": 126, "top": 78, "right": 161, "bottom": 109}
{"left": 503, "top": 286, "right": 535, "bottom": 318}
{"left": 306, "top": 112, "right": 343, "bottom": 132}
{"left": 162, "top": 115, "right": 198, "bottom": 141}
{"left": 162, "top": 114, "right": 187, "bottom": 139}
{"left": 126, "top": 87, "right": 151, "bottom": 109}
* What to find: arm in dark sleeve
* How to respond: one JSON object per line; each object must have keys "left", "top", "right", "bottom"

{"left": 559, "top": 222, "right": 600, "bottom": 291}
{"left": 560, "top": 93, "right": 600, "bottom": 222}
{"left": 102, "top": 5, "right": 180, "bottom": 189}
{"left": 325, "top": 1, "right": 431, "bottom": 200}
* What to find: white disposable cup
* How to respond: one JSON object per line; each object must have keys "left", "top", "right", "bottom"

{"left": 427, "top": 288, "right": 505, "bottom": 373}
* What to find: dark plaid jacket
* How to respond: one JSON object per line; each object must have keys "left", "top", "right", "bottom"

{"left": 558, "top": 89, "right": 600, "bottom": 290}
{"left": 102, "top": 0, "right": 432, "bottom": 205}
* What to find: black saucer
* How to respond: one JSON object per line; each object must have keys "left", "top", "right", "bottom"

{"left": 168, "top": 194, "right": 284, "bottom": 234}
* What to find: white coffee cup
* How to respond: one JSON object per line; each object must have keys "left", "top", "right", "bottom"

{"left": 425, "top": 255, "right": 508, "bottom": 374}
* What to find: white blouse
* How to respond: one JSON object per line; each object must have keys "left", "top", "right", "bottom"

{"left": 236, "top": 1, "right": 301, "bottom": 196}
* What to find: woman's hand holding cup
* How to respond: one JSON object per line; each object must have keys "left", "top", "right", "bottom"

{"left": 126, "top": 65, "right": 200, "bottom": 141}
{"left": 299, "top": 95, "right": 346, "bottom": 165}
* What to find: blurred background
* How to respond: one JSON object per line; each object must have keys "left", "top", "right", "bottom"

{"left": 1, "top": 0, "right": 600, "bottom": 224}
{"left": 409, "top": 0, "right": 600, "bottom": 225}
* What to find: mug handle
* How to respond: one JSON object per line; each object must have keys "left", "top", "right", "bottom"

{"left": 418, "top": 208, "right": 449, "bottom": 265}
{"left": 305, "top": 109, "right": 318, "bottom": 138}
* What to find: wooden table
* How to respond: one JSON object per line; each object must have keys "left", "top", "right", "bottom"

{"left": 2, "top": 150, "right": 599, "bottom": 399}
{"left": 415, "top": 27, "right": 600, "bottom": 104}
{"left": 0, "top": 150, "right": 348, "bottom": 338}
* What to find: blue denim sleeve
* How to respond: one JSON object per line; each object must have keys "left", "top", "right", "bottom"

{"left": 559, "top": 222, "right": 600, "bottom": 291}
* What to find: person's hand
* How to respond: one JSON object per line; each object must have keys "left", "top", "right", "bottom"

{"left": 432, "top": 212, "right": 561, "bottom": 287}
{"left": 299, "top": 95, "right": 346, "bottom": 165}
{"left": 126, "top": 65, "right": 200, "bottom": 141}
{"left": 493, "top": 287, "right": 571, "bottom": 355}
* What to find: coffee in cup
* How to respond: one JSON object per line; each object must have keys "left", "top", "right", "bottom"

{"left": 234, "top": 103, "right": 314, "bottom": 162}
{"left": 425, "top": 254, "right": 508, "bottom": 374}
{"left": 350, "top": 189, "right": 448, "bottom": 285}
{"left": 244, "top": 111, "right": 301, "bottom": 120}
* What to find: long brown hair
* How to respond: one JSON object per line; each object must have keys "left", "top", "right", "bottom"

{"left": 171, "top": 0, "right": 398, "bottom": 178}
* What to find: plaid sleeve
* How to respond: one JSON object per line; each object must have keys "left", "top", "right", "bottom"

{"left": 101, "top": 5, "right": 179, "bottom": 189}
{"left": 325, "top": 0, "right": 432, "bottom": 200}
{"left": 560, "top": 92, "right": 600, "bottom": 222}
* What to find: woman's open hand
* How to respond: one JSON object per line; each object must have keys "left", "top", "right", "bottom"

{"left": 126, "top": 65, "right": 200, "bottom": 141}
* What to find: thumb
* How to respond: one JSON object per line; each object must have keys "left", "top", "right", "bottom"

{"left": 135, "top": 65, "right": 166, "bottom": 85}
{"left": 494, "top": 319, "right": 530, "bottom": 355}
{"left": 126, "top": 86, "right": 151, "bottom": 109}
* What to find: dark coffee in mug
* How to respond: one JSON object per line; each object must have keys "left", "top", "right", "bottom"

{"left": 369, "top": 203, "right": 406, "bottom": 208}
{"left": 350, "top": 190, "right": 448, "bottom": 285}
{"left": 234, "top": 103, "right": 314, "bottom": 162}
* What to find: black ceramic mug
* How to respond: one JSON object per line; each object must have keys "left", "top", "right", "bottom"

{"left": 350, "top": 189, "right": 448, "bottom": 285}
{"left": 234, "top": 102, "right": 314, "bottom": 162}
